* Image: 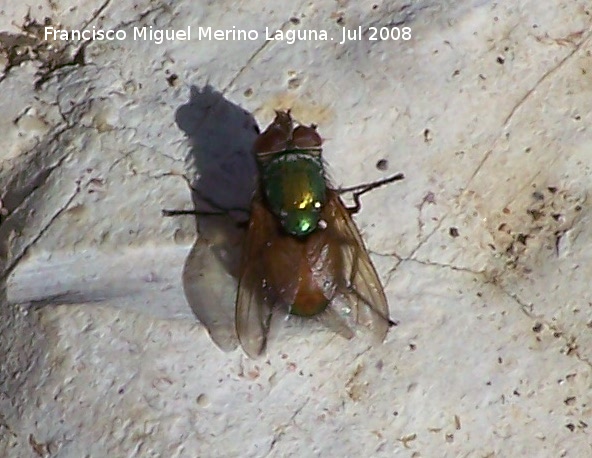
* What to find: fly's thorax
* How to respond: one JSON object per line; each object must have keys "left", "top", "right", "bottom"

{"left": 260, "top": 150, "right": 327, "bottom": 237}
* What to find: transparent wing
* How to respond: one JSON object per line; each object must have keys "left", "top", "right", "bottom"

{"left": 183, "top": 235, "right": 239, "bottom": 352}
{"left": 323, "top": 189, "right": 391, "bottom": 342}
{"left": 316, "top": 304, "right": 355, "bottom": 340}
{"left": 235, "top": 199, "right": 277, "bottom": 358}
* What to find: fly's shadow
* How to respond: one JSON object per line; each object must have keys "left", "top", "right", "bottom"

{"left": 172, "top": 85, "right": 258, "bottom": 352}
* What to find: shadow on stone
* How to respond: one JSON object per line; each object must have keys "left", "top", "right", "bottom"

{"left": 173, "top": 85, "right": 259, "bottom": 352}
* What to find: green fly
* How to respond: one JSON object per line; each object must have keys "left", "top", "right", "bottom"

{"left": 235, "top": 110, "right": 404, "bottom": 357}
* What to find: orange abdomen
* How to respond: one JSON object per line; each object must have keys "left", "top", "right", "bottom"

{"left": 291, "top": 261, "right": 329, "bottom": 317}
{"left": 262, "top": 228, "right": 337, "bottom": 317}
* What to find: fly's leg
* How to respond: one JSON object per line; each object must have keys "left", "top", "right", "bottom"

{"left": 339, "top": 172, "right": 405, "bottom": 214}
{"left": 161, "top": 172, "right": 251, "bottom": 219}
{"left": 162, "top": 209, "right": 226, "bottom": 217}
{"left": 162, "top": 208, "right": 250, "bottom": 229}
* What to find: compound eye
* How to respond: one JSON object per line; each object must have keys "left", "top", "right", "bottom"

{"left": 254, "top": 111, "right": 294, "bottom": 154}
{"left": 253, "top": 129, "right": 288, "bottom": 154}
{"left": 292, "top": 125, "right": 322, "bottom": 148}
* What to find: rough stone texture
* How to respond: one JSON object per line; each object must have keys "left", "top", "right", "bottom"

{"left": 1, "top": 0, "right": 592, "bottom": 456}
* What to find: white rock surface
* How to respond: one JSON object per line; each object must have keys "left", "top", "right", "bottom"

{"left": 1, "top": 0, "right": 591, "bottom": 456}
